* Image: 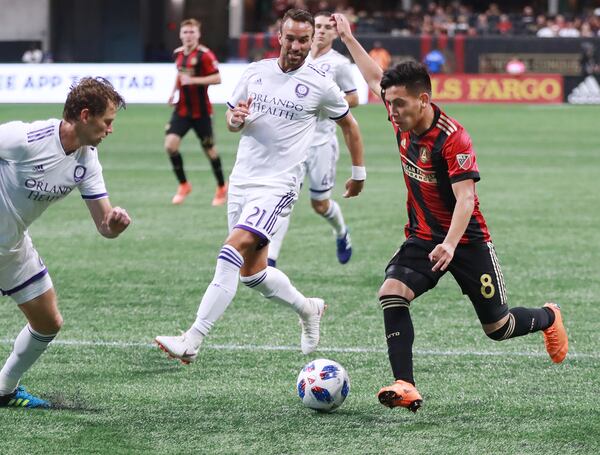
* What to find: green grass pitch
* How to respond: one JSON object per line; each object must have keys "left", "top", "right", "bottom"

{"left": 0, "top": 102, "right": 599, "bottom": 454}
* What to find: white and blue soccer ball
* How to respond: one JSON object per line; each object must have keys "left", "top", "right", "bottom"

{"left": 296, "top": 358, "right": 350, "bottom": 412}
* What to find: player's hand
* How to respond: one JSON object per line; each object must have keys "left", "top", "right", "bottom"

{"left": 230, "top": 97, "right": 253, "bottom": 127}
{"left": 167, "top": 94, "right": 175, "bottom": 105}
{"left": 330, "top": 13, "right": 352, "bottom": 41}
{"left": 179, "top": 74, "right": 193, "bottom": 86}
{"left": 343, "top": 178, "right": 364, "bottom": 198}
{"left": 429, "top": 243, "right": 454, "bottom": 272}
{"left": 105, "top": 207, "right": 131, "bottom": 236}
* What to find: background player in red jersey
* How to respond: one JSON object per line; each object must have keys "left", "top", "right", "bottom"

{"left": 164, "top": 18, "right": 227, "bottom": 206}
{"left": 332, "top": 13, "right": 568, "bottom": 412}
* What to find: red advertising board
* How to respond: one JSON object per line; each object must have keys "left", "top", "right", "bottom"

{"left": 431, "top": 74, "right": 563, "bottom": 103}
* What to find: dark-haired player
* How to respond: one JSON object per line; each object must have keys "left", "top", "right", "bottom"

{"left": 0, "top": 78, "right": 131, "bottom": 408}
{"left": 155, "top": 9, "right": 365, "bottom": 363}
{"left": 165, "top": 18, "right": 227, "bottom": 206}
{"left": 332, "top": 13, "right": 568, "bottom": 412}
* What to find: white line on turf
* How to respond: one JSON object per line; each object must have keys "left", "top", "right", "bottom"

{"left": 0, "top": 338, "right": 596, "bottom": 359}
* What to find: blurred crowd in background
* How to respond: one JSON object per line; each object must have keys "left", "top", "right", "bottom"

{"left": 255, "top": 0, "right": 600, "bottom": 37}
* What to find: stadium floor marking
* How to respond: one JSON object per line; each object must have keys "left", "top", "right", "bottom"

{"left": 0, "top": 338, "right": 596, "bottom": 359}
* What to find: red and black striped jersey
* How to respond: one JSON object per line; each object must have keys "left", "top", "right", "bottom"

{"left": 173, "top": 44, "right": 219, "bottom": 119}
{"left": 386, "top": 102, "right": 491, "bottom": 244}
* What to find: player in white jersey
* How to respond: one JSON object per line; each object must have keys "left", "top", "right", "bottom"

{"left": 268, "top": 11, "right": 360, "bottom": 267}
{"left": 0, "top": 78, "right": 131, "bottom": 409}
{"left": 155, "top": 9, "right": 366, "bottom": 364}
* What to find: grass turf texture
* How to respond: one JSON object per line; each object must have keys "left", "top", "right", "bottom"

{"left": 0, "top": 103, "right": 599, "bottom": 454}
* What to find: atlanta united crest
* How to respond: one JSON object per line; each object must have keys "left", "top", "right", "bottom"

{"left": 419, "top": 146, "right": 431, "bottom": 164}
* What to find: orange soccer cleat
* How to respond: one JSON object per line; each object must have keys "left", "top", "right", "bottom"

{"left": 377, "top": 379, "right": 423, "bottom": 412}
{"left": 212, "top": 182, "right": 228, "bottom": 206}
{"left": 543, "top": 303, "right": 568, "bottom": 363}
{"left": 172, "top": 182, "right": 192, "bottom": 205}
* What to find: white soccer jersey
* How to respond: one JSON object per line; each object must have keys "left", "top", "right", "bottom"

{"left": 307, "top": 49, "right": 357, "bottom": 146}
{"left": 227, "top": 58, "right": 349, "bottom": 185}
{"left": 0, "top": 119, "right": 108, "bottom": 251}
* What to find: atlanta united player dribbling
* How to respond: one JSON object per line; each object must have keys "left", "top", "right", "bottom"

{"left": 155, "top": 9, "right": 366, "bottom": 363}
{"left": 0, "top": 78, "right": 131, "bottom": 409}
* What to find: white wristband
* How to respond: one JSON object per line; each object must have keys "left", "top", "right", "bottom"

{"left": 351, "top": 166, "right": 366, "bottom": 181}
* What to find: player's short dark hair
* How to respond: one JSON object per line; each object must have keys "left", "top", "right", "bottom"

{"left": 314, "top": 11, "right": 332, "bottom": 19}
{"left": 281, "top": 8, "right": 315, "bottom": 33}
{"left": 381, "top": 61, "right": 432, "bottom": 97}
{"left": 63, "top": 77, "right": 126, "bottom": 121}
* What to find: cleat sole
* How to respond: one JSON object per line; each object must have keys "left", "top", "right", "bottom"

{"left": 378, "top": 391, "right": 423, "bottom": 412}
{"left": 154, "top": 340, "right": 192, "bottom": 365}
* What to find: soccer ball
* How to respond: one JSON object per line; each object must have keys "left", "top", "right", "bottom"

{"left": 296, "top": 358, "right": 350, "bottom": 412}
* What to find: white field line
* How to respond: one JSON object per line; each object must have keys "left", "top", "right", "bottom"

{"left": 0, "top": 338, "right": 596, "bottom": 359}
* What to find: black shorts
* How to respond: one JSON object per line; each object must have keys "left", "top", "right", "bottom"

{"left": 385, "top": 237, "right": 508, "bottom": 324}
{"left": 165, "top": 112, "right": 214, "bottom": 149}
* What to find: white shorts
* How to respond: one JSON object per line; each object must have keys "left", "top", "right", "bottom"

{"left": 227, "top": 180, "right": 300, "bottom": 248}
{"left": 305, "top": 136, "right": 340, "bottom": 201}
{"left": 0, "top": 233, "right": 53, "bottom": 304}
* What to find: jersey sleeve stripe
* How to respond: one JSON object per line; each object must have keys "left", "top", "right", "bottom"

{"left": 437, "top": 118, "right": 457, "bottom": 134}
{"left": 329, "top": 108, "right": 349, "bottom": 121}
{"left": 81, "top": 193, "right": 109, "bottom": 200}
{"left": 344, "top": 89, "right": 357, "bottom": 93}
{"left": 226, "top": 102, "right": 235, "bottom": 110}
{"left": 438, "top": 115, "right": 457, "bottom": 132}
{"left": 27, "top": 125, "right": 54, "bottom": 137}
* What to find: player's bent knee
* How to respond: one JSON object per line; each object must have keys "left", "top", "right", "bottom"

{"left": 310, "top": 199, "right": 329, "bottom": 215}
{"left": 31, "top": 313, "right": 63, "bottom": 335}
{"left": 484, "top": 315, "right": 512, "bottom": 341}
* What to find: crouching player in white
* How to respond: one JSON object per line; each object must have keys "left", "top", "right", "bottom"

{"left": 268, "top": 10, "right": 360, "bottom": 267}
{"left": 0, "top": 78, "right": 131, "bottom": 408}
{"left": 155, "top": 9, "right": 365, "bottom": 363}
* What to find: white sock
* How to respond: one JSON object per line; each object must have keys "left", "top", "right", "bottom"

{"left": 322, "top": 200, "right": 346, "bottom": 237}
{"left": 268, "top": 215, "right": 290, "bottom": 262}
{"left": 0, "top": 324, "right": 57, "bottom": 396}
{"left": 188, "top": 245, "right": 243, "bottom": 346}
{"left": 240, "top": 266, "right": 308, "bottom": 315}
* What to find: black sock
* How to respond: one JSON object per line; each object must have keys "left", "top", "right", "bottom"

{"left": 492, "top": 307, "right": 555, "bottom": 340}
{"left": 169, "top": 152, "right": 186, "bottom": 183}
{"left": 380, "top": 295, "right": 414, "bottom": 385}
{"left": 210, "top": 157, "right": 225, "bottom": 187}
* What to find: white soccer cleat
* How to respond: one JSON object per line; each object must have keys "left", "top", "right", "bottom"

{"left": 154, "top": 333, "right": 200, "bottom": 365}
{"left": 299, "top": 298, "right": 326, "bottom": 355}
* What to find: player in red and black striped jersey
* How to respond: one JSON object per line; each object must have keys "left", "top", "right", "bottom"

{"left": 164, "top": 18, "right": 227, "bottom": 206}
{"left": 333, "top": 13, "right": 568, "bottom": 412}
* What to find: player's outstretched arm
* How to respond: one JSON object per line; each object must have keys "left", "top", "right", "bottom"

{"left": 331, "top": 13, "right": 384, "bottom": 99}
{"left": 336, "top": 112, "right": 365, "bottom": 198}
{"left": 226, "top": 97, "right": 253, "bottom": 132}
{"left": 85, "top": 198, "right": 131, "bottom": 239}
